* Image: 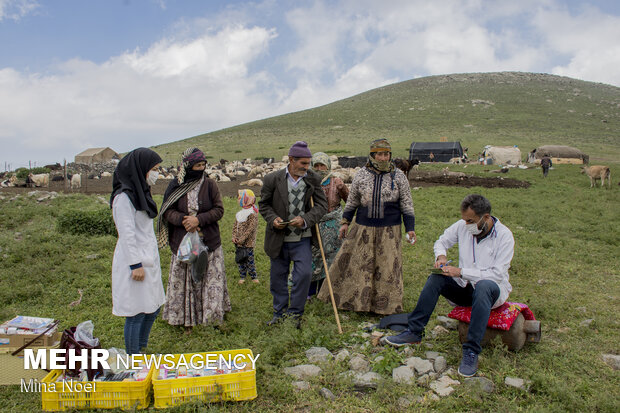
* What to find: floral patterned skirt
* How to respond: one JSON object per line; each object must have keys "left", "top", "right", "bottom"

{"left": 317, "top": 222, "right": 404, "bottom": 315}
{"left": 311, "top": 210, "right": 343, "bottom": 282}
{"left": 162, "top": 245, "right": 231, "bottom": 326}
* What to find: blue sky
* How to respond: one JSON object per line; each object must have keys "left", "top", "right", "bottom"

{"left": 1, "top": 0, "right": 619, "bottom": 168}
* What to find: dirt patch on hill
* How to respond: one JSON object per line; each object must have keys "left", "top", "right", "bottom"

{"left": 408, "top": 170, "right": 530, "bottom": 189}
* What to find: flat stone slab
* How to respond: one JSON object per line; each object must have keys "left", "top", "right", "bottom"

{"left": 601, "top": 354, "right": 620, "bottom": 370}
{"left": 349, "top": 356, "right": 370, "bottom": 373}
{"left": 464, "top": 377, "right": 495, "bottom": 394}
{"left": 306, "top": 347, "right": 333, "bottom": 363}
{"left": 353, "top": 372, "right": 383, "bottom": 389}
{"left": 284, "top": 364, "right": 322, "bottom": 380}
{"left": 406, "top": 357, "right": 434, "bottom": 375}
{"left": 392, "top": 366, "right": 415, "bottom": 384}
{"left": 291, "top": 381, "right": 310, "bottom": 391}
{"left": 505, "top": 376, "right": 530, "bottom": 390}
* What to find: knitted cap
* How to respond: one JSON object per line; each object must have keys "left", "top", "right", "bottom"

{"left": 370, "top": 139, "right": 391, "bottom": 153}
{"left": 288, "top": 141, "right": 312, "bottom": 158}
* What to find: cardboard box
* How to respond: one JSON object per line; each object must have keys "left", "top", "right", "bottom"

{"left": 0, "top": 331, "right": 61, "bottom": 349}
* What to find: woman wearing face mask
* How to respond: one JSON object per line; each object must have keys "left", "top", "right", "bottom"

{"left": 317, "top": 139, "right": 416, "bottom": 315}
{"left": 308, "top": 152, "right": 349, "bottom": 298}
{"left": 110, "top": 147, "right": 165, "bottom": 355}
{"left": 156, "top": 148, "right": 230, "bottom": 333}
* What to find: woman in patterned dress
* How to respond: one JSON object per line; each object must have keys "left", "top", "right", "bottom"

{"left": 317, "top": 139, "right": 416, "bottom": 315}
{"left": 156, "top": 148, "right": 231, "bottom": 333}
{"left": 308, "top": 152, "right": 349, "bottom": 297}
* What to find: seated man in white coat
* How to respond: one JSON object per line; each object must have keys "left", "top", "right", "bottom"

{"left": 383, "top": 194, "right": 514, "bottom": 377}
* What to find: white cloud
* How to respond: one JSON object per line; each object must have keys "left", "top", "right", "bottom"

{"left": 0, "top": 25, "right": 279, "bottom": 166}
{"left": 0, "top": 0, "right": 38, "bottom": 20}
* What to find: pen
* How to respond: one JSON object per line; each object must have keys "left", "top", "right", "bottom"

{"left": 440, "top": 260, "right": 453, "bottom": 268}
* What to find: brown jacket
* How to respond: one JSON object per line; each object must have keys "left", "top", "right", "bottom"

{"left": 259, "top": 168, "right": 328, "bottom": 259}
{"left": 164, "top": 178, "right": 224, "bottom": 254}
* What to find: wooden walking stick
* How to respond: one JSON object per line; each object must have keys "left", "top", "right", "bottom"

{"left": 310, "top": 196, "right": 343, "bottom": 334}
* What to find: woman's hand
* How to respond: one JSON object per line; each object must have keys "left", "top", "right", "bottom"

{"left": 131, "top": 267, "right": 145, "bottom": 281}
{"left": 182, "top": 216, "right": 200, "bottom": 232}
{"left": 339, "top": 224, "right": 349, "bottom": 239}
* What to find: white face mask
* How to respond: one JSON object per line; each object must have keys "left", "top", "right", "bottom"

{"left": 465, "top": 216, "right": 485, "bottom": 235}
{"left": 147, "top": 170, "right": 158, "bottom": 186}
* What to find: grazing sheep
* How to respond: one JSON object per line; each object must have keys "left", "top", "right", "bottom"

{"left": 27, "top": 173, "right": 49, "bottom": 188}
{"left": 581, "top": 165, "right": 611, "bottom": 188}
{"left": 70, "top": 174, "right": 81, "bottom": 189}
{"left": 240, "top": 179, "right": 263, "bottom": 187}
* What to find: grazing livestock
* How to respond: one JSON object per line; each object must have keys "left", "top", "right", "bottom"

{"left": 0, "top": 175, "right": 17, "bottom": 187}
{"left": 101, "top": 171, "right": 112, "bottom": 177}
{"left": 27, "top": 173, "right": 49, "bottom": 188}
{"left": 240, "top": 179, "right": 263, "bottom": 187}
{"left": 70, "top": 174, "right": 81, "bottom": 189}
{"left": 581, "top": 165, "right": 611, "bottom": 188}
{"left": 393, "top": 158, "right": 414, "bottom": 178}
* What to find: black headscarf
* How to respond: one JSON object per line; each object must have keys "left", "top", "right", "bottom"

{"left": 162, "top": 148, "right": 207, "bottom": 203}
{"left": 110, "top": 147, "right": 162, "bottom": 218}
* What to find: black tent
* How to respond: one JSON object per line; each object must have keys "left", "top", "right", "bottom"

{"left": 408, "top": 141, "right": 463, "bottom": 163}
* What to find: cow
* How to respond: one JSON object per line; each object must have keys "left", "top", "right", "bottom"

{"left": 27, "top": 173, "right": 49, "bottom": 188}
{"left": 581, "top": 165, "right": 611, "bottom": 188}
{"left": 393, "top": 158, "right": 415, "bottom": 178}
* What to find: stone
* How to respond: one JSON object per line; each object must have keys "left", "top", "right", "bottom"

{"left": 464, "top": 377, "right": 495, "bottom": 394}
{"left": 425, "top": 351, "right": 440, "bottom": 361}
{"left": 417, "top": 374, "right": 430, "bottom": 386}
{"left": 392, "top": 366, "right": 415, "bottom": 384}
{"left": 504, "top": 376, "right": 529, "bottom": 390}
{"left": 430, "top": 375, "right": 460, "bottom": 397}
{"left": 353, "top": 372, "right": 382, "bottom": 389}
{"left": 405, "top": 357, "right": 434, "bottom": 375}
{"left": 291, "top": 381, "right": 310, "bottom": 391}
{"left": 575, "top": 306, "right": 587, "bottom": 313}
{"left": 86, "top": 254, "right": 100, "bottom": 260}
{"left": 319, "top": 387, "right": 336, "bottom": 400}
{"left": 349, "top": 356, "right": 370, "bottom": 373}
{"left": 360, "top": 332, "right": 371, "bottom": 339}
{"left": 601, "top": 354, "right": 620, "bottom": 370}
{"left": 305, "top": 347, "right": 333, "bottom": 364}
{"left": 373, "top": 356, "right": 384, "bottom": 363}
{"left": 402, "top": 347, "right": 414, "bottom": 356}
{"left": 424, "top": 343, "right": 434, "bottom": 349}
{"left": 283, "top": 365, "right": 322, "bottom": 380}
{"left": 334, "top": 349, "right": 350, "bottom": 363}
{"left": 398, "top": 396, "right": 413, "bottom": 408}
{"left": 433, "top": 356, "right": 447, "bottom": 373}
{"left": 580, "top": 319, "right": 594, "bottom": 327}
{"left": 431, "top": 325, "right": 450, "bottom": 338}
{"left": 436, "top": 316, "right": 458, "bottom": 330}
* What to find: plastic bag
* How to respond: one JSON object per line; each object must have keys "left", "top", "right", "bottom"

{"left": 106, "top": 347, "right": 128, "bottom": 374}
{"left": 74, "top": 320, "right": 99, "bottom": 347}
{"left": 177, "top": 231, "right": 201, "bottom": 263}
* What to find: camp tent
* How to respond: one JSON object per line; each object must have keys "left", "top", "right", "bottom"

{"left": 408, "top": 141, "right": 463, "bottom": 163}
{"left": 74, "top": 147, "right": 119, "bottom": 165}
{"left": 482, "top": 146, "right": 522, "bottom": 165}
{"left": 527, "top": 145, "right": 588, "bottom": 164}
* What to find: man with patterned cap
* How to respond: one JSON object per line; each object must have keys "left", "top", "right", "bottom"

{"left": 259, "top": 141, "right": 328, "bottom": 327}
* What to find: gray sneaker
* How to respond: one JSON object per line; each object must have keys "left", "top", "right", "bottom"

{"left": 458, "top": 350, "right": 478, "bottom": 377}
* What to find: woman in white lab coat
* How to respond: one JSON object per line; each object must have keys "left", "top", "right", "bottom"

{"left": 110, "top": 147, "right": 165, "bottom": 354}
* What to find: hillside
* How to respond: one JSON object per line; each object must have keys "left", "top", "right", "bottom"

{"left": 153, "top": 72, "right": 620, "bottom": 165}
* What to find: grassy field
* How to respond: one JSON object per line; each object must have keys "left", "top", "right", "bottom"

{"left": 0, "top": 163, "right": 618, "bottom": 412}
{"left": 151, "top": 72, "right": 620, "bottom": 166}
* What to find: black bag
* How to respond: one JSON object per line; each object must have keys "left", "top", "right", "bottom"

{"left": 235, "top": 246, "right": 251, "bottom": 264}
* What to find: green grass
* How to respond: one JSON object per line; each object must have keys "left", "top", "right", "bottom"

{"left": 150, "top": 72, "right": 620, "bottom": 166}
{"left": 0, "top": 164, "right": 619, "bottom": 412}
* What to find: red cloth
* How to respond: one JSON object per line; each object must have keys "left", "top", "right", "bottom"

{"left": 447, "top": 302, "right": 536, "bottom": 331}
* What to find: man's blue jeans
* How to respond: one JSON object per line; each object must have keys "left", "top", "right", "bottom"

{"left": 407, "top": 274, "right": 500, "bottom": 354}
{"left": 124, "top": 307, "right": 160, "bottom": 355}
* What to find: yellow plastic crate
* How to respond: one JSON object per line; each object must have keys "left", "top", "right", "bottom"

{"left": 40, "top": 355, "right": 154, "bottom": 411}
{"left": 152, "top": 349, "right": 257, "bottom": 408}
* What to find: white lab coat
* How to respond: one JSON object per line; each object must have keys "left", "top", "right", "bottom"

{"left": 434, "top": 217, "right": 514, "bottom": 308}
{"left": 111, "top": 193, "right": 165, "bottom": 317}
